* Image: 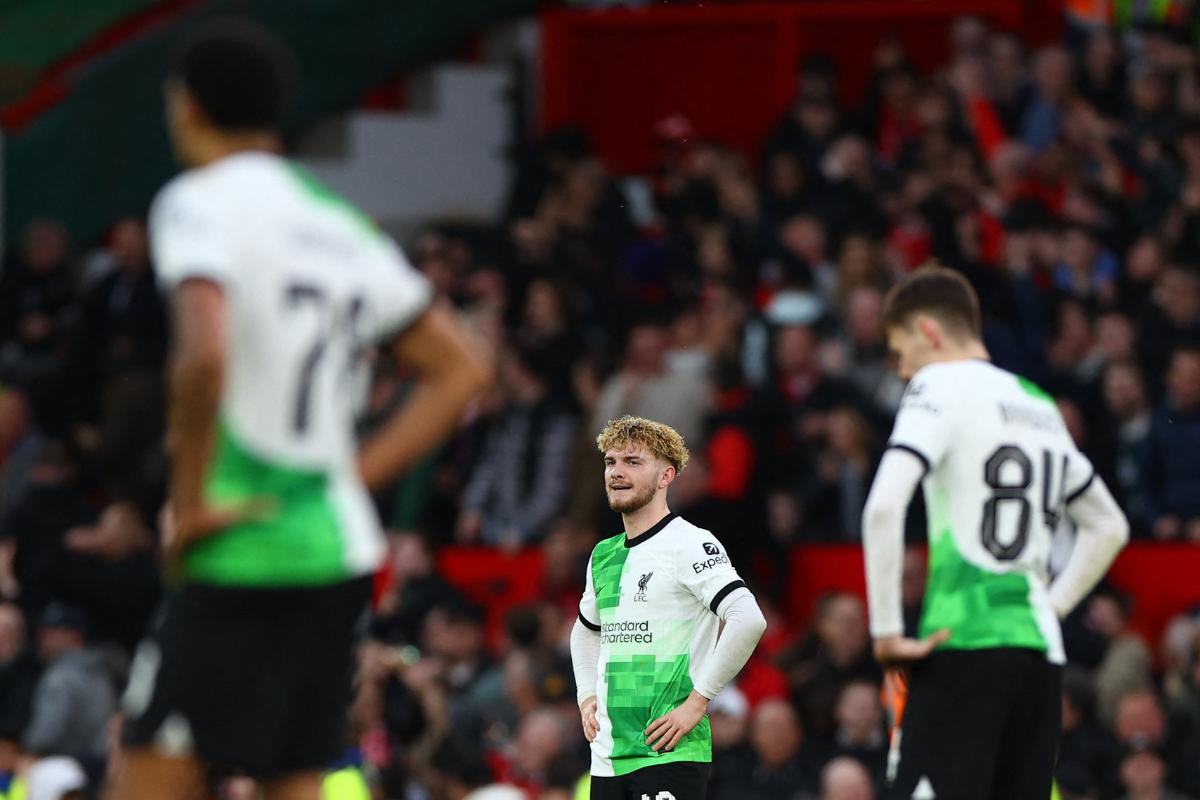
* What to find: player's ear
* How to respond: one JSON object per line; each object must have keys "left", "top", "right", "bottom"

{"left": 914, "top": 314, "right": 942, "bottom": 349}
{"left": 659, "top": 464, "right": 676, "bottom": 489}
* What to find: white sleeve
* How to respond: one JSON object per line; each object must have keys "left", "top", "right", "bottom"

{"left": 862, "top": 448, "right": 927, "bottom": 639}
{"left": 676, "top": 529, "right": 746, "bottom": 615}
{"left": 886, "top": 369, "right": 956, "bottom": 471}
{"left": 692, "top": 589, "right": 766, "bottom": 700}
{"left": 365, "top": 238, "right": 433, "bottom": 343}
{"left": 149, "top": 176, "right": 237, "bottom": 291}
{"left": 1048, "top": 475, "right": 1129, "bottom": 618}
{"left": 571, "top": 619, "right": 601, "bottom": 704}
{"left": 578, "top": 553, "right": 600, "bottom": 632}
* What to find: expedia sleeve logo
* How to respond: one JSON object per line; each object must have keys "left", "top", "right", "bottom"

{"left": 693, "top": 542, "right": 730, "bottom": 573}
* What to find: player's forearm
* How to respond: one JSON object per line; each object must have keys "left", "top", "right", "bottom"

{"left": 863, "top": 450, "right": 924, "bottom": 639}
{"left": 570, "top": 619, "right": 601, "bottom": 703}
{"left": 693, "top": 590, "right": 766, "bottom": 699}
{"left": 167, "top": 351, "right": 223, "bottom": 522}
{"left": 1049, "top": 478, "right": 1129, "bottom": 617}
{"left": 358, "top": 358, "right": 492, "bottom": 492}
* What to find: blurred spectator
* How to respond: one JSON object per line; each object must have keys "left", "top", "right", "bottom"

{"left": 1114, "top": 690, "right": 1200, "bottom": 797}
{"left": 23, "top": 604, "right": 115, "bottom": 767}
{"left": 720, "top": 698, "right": 819, "bottom": 800}
{"left": 0, "top": 603, "right": 38, "bottom": 739}
{"left": 780, "top": 594, "right": 879, "bottom": 744}
{"left": 71, "top": 217, "right": 166, "bottom": 493}
{"left": 1088, "top": 587, "right": 1153, "bottom": 727}
{"left": 428, "top": 736, "right": 524, "bottom": 800}
{"left": 458, "top": 345, "right": 577, "bottom": 548}
{"left": 0, "top": 220, "right": 75, "bottom": 385}
{"left": 591, "top": 320, "right": 712, "bottom": 447}
{"left": 1059, "top": 666, "right": 1121, "bottom": 799}
{"left": 1118, "top": 740, "right": 1195, "bottom": 800}
{"left": 514, "top": 279, "right": 583, "bottom": 400}
{"left": 502, "top": 707, "right": 572, "bottom": 793}
{"left": 820, "top": 756, "right": 877, "bottom": 800}
{"left": 372, "top": 532, "right": 466, "bottom": 646}
{"left": 1023, "top": 46, "right": 1074, "bottom": 153}
{"left": 824, "top": 285, "right": 906, "bottom": 418}
{"left": 1139, "top": 270, "right": 1200, "bottom": 380}
{"left": 1142, "top": 346, "right": 1200, "bottom": 540}
{"left": 828, "top": 680, "right": 887, "bottom": 785}
{"left": 1101, "top": 361, "right": 1152, "bottom": 528}
{"left": 800, "top": 406, "right": 879, "bottom": 541}
{"left": 709, "top": 684, "right": 754, "bottom": 795}
{"left": 761, "top": 323, "right": 869, "bottom": 542}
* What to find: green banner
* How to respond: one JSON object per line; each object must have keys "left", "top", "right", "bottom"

{"left": 4, "top": 0, "right": 537, "bottom": 247}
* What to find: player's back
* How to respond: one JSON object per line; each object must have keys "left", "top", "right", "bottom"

{"left": 890, "top": 360, "right": 1093, "bottom": 663}
{"left": 150, "top": 152, "right": 431, "bottom": 586}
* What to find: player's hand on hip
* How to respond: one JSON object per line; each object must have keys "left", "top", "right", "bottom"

{"left": 580, "top": 695, "right": 600, "bottom": 742}
{"left": 163, "top": 499, "right": 276, "bottom": 564}
{"left": 645, "top": 690, "right": 709, "bottom": 752}
{"left": 872, "top": 629, "right": 951, "bottom": 665}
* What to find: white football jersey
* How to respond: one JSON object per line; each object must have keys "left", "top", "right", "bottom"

{"left": 150, "top": 152, "right": 431, "bottom": 586}
{"left": 887, "top": 360, "right": 1095, "bottom": 664}
{"left": 578, "top": 514, "right": 746, "bottom": 776}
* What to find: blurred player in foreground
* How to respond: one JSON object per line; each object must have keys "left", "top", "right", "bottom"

{"left": 571, "top": 416, "right": 766, "bottom": 799}
{"left": 862, "top": 267, "right": 1129, "bottom": 799}
{"left": 107, "top": 20, "right": 491, "bottom": 800}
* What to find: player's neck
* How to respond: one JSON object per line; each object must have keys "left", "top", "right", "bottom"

{"left": 190, "top": 132, "right": 282, "bottom": 168}
{"left": 623, "top": 498, "right": 672, "bottom": 540}
{"left": 927, "top": 338, "right": 990, "bottom": 366}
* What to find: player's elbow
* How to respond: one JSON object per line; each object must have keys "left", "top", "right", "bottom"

{"left": 467, "top": 346, "right": 496, "bottom": 395}
{"left": 746, "top": 603, "right": 768, "bottom": 642}
{"left": 862, "top": 497, "right": 903, "bottom": 543}
{"left": 1107, "top": 513, "right": 1131, "bottom": 549}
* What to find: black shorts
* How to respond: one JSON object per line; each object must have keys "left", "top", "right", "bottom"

{"left": 887, "top": 647, "right": 1062, "bottom": 800}
{"left": 591, "top": 761, "right": 710, "bottom": 800}
{"left": 122, "top": 577, "right": 371, "bottom": 779}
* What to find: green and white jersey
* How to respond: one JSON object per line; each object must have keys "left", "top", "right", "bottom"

{"left": 578, "top": 513, "right": 746, "bottom": 777}
{"left": 150, "top": 152, "right": 431, "bottom": 587}
{"left": 888, "top": 360, "right": 1095, "bottom": 664}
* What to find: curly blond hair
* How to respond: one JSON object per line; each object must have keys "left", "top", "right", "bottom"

{"left": 595, "top": 415, "right": 690, "bottom": 472}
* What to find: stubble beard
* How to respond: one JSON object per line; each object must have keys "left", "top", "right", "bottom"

{"left": 607, "top": 482, "right": 656, "bottom": 514}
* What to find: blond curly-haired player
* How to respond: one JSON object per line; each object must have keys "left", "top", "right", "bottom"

{"left": 571, "top": 416, "right": 766, "bottom": 800}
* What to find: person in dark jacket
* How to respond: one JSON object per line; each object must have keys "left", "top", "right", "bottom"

{"left": 456, "top": 345, "right": 577, "bottom": 548}
{"left": 1141, "top": 346, "right": 1200, "bottom": 540}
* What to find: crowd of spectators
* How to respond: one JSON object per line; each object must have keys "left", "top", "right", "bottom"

{"left": 2, "top": 10, "right": 1200, "bottom": 800}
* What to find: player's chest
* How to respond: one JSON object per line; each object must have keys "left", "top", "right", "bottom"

{"left": 595, "top": 551, "right": 683, "bottom": 618}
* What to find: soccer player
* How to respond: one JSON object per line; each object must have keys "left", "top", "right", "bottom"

{"left": 571, "top": 416, "right": 767, "bottom": 800}
{"left": 861, "top": 267, "right": 1129, "bottom": 799}
{"left": 107, "top": 21, "right": 492, "bottom": 800}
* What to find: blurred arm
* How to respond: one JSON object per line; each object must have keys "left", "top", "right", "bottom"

{"left": 358, "top": 304, "right": 493, "bottom": 491}
{"left": 862, "top": 448, "right": 926, "bottom": 639}
{"left": 1049, "top": 477, "right": 1130, "bottom": 618}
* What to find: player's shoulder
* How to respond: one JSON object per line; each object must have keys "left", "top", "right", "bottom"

{"left": 151, "top": 154, "right": 275, "bottom": 225}
{"left": 589, "top": 532, "right": 627, "bottom": 559}
{"left": 665, "top": 516, "right": 725, "bottom": 553}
